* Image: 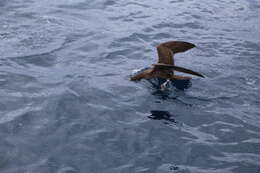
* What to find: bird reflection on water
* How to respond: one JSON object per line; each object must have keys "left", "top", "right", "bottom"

{"left": 148, "top": 110, "right": 177, "bottom": 124}
{"left": 150, "top": 78, "right": 191, "bottom": 101}
{"left": 145, "top": 76, "right": 193, "bottom": 124}
{"left": 147, "top": 77, "right": 192, "bottom": 91}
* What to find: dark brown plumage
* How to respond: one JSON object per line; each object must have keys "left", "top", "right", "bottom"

{"left": 130, "top": 41, "right": 204, "bottom": 81}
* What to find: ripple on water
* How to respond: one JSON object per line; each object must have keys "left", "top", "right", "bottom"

{"left": 0, "top": 25, "right": 66, "bottom": 59}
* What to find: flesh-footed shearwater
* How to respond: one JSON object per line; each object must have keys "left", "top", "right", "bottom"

{"left": 130, "top": 41, "right": 204, "bottom": 90}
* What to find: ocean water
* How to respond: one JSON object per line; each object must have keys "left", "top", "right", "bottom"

{"left": 0, "top": 0, "right": 260, "bottom": 173}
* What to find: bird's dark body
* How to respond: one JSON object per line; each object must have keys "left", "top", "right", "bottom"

{"left": 132, "top": 67, "right": 191, "bottom": 90}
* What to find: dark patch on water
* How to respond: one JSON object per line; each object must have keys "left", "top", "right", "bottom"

{"left": 148, "top": 110, "right": 177, "bottom": 124}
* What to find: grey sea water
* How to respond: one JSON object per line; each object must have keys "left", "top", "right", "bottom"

{"left": 0, "top": 0, "right": 260, "bottom": 173}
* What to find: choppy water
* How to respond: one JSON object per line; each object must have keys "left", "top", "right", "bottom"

{"left": 1, "top": 0, "right": 260, "bottom": 173}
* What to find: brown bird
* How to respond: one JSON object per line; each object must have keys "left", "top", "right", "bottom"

{"left": 130, "top": 41, "right": 204, "bottom": 82}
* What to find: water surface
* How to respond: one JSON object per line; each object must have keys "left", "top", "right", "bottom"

{"left": 0, "top": 0, "right": 260, "bottom": 173}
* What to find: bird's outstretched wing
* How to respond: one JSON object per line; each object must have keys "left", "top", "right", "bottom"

{"left": 152, "top": 63, "right": 204, "bottom": 78}
{"left": 157, "top": 41, "right": 196, "bottom": 65}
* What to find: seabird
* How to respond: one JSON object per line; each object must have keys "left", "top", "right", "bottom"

{"left": 130, "top": 41, "right": 204, "bottom": 89}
